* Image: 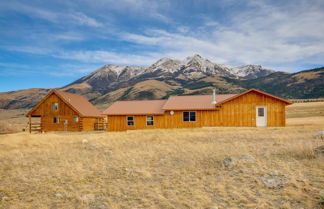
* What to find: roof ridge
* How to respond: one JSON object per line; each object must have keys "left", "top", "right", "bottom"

{"left": 170, "top": 94, "right": 237, "bottom": 97}
{"left": 115, "top": 99, "right": 167, "bottom": 102}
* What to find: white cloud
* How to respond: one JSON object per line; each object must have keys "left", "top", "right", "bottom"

{"left": 1, "top": 0, "right": 323, "bottom": 73}
{"left": 69, "top": 12, "right": 103, "bottom": 27}
{"left": 55, "top": 50, "right": 161, "bottom": 66}
{"left": 2, "top": 2, "right": 104, "bottom": 27}
{"left": 116, "top": 0, "right": 324, "bottom": 71}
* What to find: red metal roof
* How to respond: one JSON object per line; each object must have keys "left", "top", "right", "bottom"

{"left": 55, "top": 90, "right": 103, "bottom": 117}
{"left": 162, "top": 94, "right": 237, "bottom": 110}
{"left": 103, "top": 100, "right": 167, "bottom": 115}
{"left": 102, "top": 88, "right": 292, "bottom": 115}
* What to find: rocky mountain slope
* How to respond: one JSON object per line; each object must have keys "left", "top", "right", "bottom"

{"left": 0, "top": 55, "right": 323, "bottom": 110}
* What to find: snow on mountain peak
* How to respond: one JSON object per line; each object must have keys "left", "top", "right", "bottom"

{"left": 87, "top": 55, "right": 275, "bottom": 82}
{"left": 152, "top": 57, "right": 172, "bottom": 66}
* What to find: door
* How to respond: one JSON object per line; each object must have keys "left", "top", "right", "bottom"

{"left": 256, "top": 106, "right": 267, "bottom": 127}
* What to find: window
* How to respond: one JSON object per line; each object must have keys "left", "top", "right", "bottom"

{"left": 127, "top": 116, "right": 134, "bottom": 126}
{"left": 74, "top": 117, "right": 79, "bottom": 122}
{"left": 258, "top": 108, "right": 264, "bottom": 117}
{"left": 146, "top": 115, "right": 154, "bottom": 126}
{"left": 52, "top": 102, "right": 58, "bottom": 111}
{"left": 53, "top": 117, "right": 60, "bottom": 123}
{"left": 183, "top": 111, "right": 196, "bottom": 122}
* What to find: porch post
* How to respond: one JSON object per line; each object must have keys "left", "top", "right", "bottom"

{"left": 29, "top": 115, "right": 31, "bottom": 133}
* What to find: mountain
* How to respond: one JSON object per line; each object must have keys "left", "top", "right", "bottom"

{"left": 0, "top": 55, "right": 323, "bottom": 110}
{"left": 62, "top": 54, "right": 274, "bottom": 96}
{"left": 239, "top": 67, "right": 324, "bottom": 99}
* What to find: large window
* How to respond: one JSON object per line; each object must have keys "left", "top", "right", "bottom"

{"left": 183, "top": 111, "right": 196, "bottom": 122}
{"left": 146, "top": 115, "right": 154, "bottom": 126}
{"left": 127, "top": 116, "right": 134, "bottom": 126}
{"left": 53, "top": 117, "right": 60, "bottom": 123}
{"left": 52, "top": 102, "right": 59, "bottom": 111}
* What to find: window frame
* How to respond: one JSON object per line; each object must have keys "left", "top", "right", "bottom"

{"left": 183, "top": 111, "right": 197, "bottom": 122}
{"left": 74, "top": 116, "right": 79, "bottom": 123}
{"left": 126, "top": 116, "right": 134, "bottom": 126}
{"left": 258, "top": 107, "right": 265, "bottom": 117}
{"left": 146, "top": 115, "right": 154, "bottom": 126}
{"left": 52, "top": 102, "right": 59, "bottom": 111}
{"left": 53, "top": 117, "right": 60, "bottom": 124}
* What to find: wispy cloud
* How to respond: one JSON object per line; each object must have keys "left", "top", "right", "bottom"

{"left": 68, "top": 12, "right": 103, "bottom": 27}
{"left": 1, "top": 1, "right": 104, "bottom": 27}
{"left": 1, "top": 0, "right": 323, "bottom": 79}
{"left": 55, "top": 50, "right": 161, "bottom": 66}
{"left": 116, "top": 0, "right": 324, "bottom": 70}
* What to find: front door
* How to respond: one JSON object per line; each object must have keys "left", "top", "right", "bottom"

{"left": 256, "top": 106, "right": 267, "bottom": 127}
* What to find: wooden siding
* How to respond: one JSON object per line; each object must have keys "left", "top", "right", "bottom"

{"left": 29, "top": 93, "right": 100, "bottom": 132}
{"left": 107, "top": 91, "right": 287, "bottom": 131}
{"left": 82, "top": 117, "right": 101, "bottom": 131}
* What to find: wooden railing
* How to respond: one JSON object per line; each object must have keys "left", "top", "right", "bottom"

{"left": 29, "top": 122, "right": 42, "bottom": 133}
{"left": 94, "top": 122, "right": 108, "bottom": 131}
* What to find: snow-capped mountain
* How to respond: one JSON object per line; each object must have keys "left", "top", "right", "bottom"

{"left": 1, "top": 55, "right": 323, "bottom": 109}
{"left": 74, "top": 54, "right": 275, "bottom": 87}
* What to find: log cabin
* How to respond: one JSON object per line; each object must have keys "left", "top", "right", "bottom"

{"left": 103, "top": 89, "right": 292, "bottom": 131}
{"left": 26, "top": 89, "right": 104, "bottom": 132}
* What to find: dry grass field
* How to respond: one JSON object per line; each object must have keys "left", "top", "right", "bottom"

{"left": 0, "top": 103, "right": 324, "bottom": 209}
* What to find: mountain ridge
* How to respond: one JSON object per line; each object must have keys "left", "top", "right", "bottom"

{"left": 0, "top": 55, "right": 323, "bottom": 110}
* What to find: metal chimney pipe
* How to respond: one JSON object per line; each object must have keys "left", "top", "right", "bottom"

{"left": 211, "top": 88, "right": 217, "bottom": 104}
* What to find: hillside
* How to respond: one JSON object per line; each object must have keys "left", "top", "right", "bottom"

{"left": 239, "top": 67, "right": 324, "bottom": 99}
{"left": 0, "top": 55, "right": 323, "bottom": 110}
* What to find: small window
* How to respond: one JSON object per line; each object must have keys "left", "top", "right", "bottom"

{"left": 74, "top": 117, "right": 79, "bottom": 122}
{"left": 52, "top": 102, "right": 58, "bottom": 111}
{"left": 53, "top": 117, "right": 60, "bottom": 123}
{"left": 146, "top": 115, "right": 154, "bottom": 126}
{"left": 127, "top": 116, "right": 134, "bottom": 126}
{"left": 258, "top": 108, "right": 264, "bottom": 117}
{"left": 183, "top": 111, "right": 196, "bottom": 122}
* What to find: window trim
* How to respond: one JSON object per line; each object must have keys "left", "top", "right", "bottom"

{"left": 126, "top": 116, "right": 134, "bottom": 126}
{"left": 74, "top": 116, "right": 79, "bottom": 123}
{"left": 257, "top": 107, "right": 265, "bottom": 117}
{"left": 52, "top": 102, "right": 59, "bottom": 111}
{"left": 183, "top": 111, "right": 197, "bottom": 122}
{"left": 146, "top": 115, "right": 154, "bottom": 126}
{"left": 53, "top": 117, "right": 60, "bottom": 124}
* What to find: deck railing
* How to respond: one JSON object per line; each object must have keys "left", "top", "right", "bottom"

{"left": 29, "top": 122, "right": 42, "bottom": 133}
{"left": 94, "top": 122, "right": 108, "bottom": 131}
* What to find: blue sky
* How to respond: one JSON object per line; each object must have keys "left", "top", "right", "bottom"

{"left": 0, "top": 0, "right": 323, "bottom": 92}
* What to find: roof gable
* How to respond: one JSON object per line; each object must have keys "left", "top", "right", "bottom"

{"left": 27, "top": 89, "right": 102, "bottom": 117}
{"left": 216, "top": 89, "right": 293, "bottom": 106}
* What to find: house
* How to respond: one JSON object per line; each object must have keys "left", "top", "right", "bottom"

{"left": 103, "top": 88, "right": 292, "bottom": 131}
{"left": 26, "top": 89, "right": 104, "bottom": 132}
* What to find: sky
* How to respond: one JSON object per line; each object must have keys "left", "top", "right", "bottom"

{"left": 0, "top": 0, "right": 324, "bottom": 92}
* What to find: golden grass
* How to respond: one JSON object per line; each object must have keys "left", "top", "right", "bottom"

{"left": 286, "top": 102, "right": 324, "bottom": 118}
{"left": 0, "top": 103, "right": 323, "bottom": 208}
{"left": 0, "top": 109, "right": 28, "bottom": 133}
